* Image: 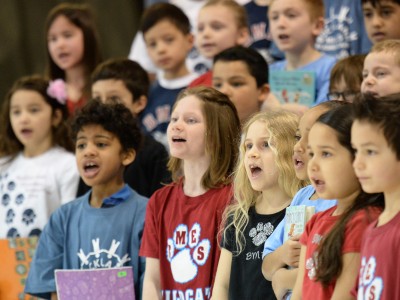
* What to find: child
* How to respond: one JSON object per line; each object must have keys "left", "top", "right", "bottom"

{"left": 361, "top": 39, "right": 400, "bottom": 97}
{"left": 327, "top": 54, "right": 366, "bottom": 102}
{"left": 25, "top": 100, "right": 148, "bottom": 300}
{"left": 291, "top": 105, "right": 383, "bottom": 300}
{"left": 262, "top": 101, "right": 343, "bottom": 299}
{"left": 0, "top": 75, "right": 78, "bottom": 238}
{"left": 45, "top": 2, "right": 102, "bottom": 115}
{"left": 361, "top": 0, "right": 400, "bottom": 45}
{"left": 212, "top": 45, "right": 270, "bottom": 124}
{"left": 352, "top": 94, "right": 400, "bottom": 299}
{"left": 268, "top": 0, "right": 336, "bottom": 106}
{"left": 140, "top": 3, "right": 198, "bottom": 148}
{"left": 78, "top": 57, "right": 171, "bottom": 198}
{"left": 189, "top": 0, "right": 250, "bottom": 87}
{"left": 212, "top": 110, "right": 305, "bottom": 300}
{"left": 140, "top": 87, "right": 241, "bottom": 299}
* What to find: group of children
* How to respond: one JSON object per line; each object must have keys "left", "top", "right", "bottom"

{"left": 1, "top": 0, "right": 400, "bottom": 299}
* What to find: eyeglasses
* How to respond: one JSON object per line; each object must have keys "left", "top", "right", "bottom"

{"left": 327, "top": 91, "right": 359, "bottom": 102}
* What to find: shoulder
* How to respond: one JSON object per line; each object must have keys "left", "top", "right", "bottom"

{"left": 127, "top": 186, "right": 149, "bottom": 209}
{"left": 47, "top": 147, "right": 76, "bottom": 164}
{"left": 270, "top": 60, "right": 286, "bottom": 70}
{"left": 291, "top": 185, "right": 315, "bottom": 205}
{"left": 348, "top": 206, "right": 382, "bottom": 228}
{"left": 316, "top": 55, "right": 337, "bottom": 68}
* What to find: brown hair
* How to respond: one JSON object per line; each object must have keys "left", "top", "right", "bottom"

{"left": 168, "top": 87, "right": 241, "bottom": 189}
{"left": 203, "top": 0, "right": 248, "bottom": 29}
{"left": 330, "top": 54, "right": 366, "bottom": 93}
{"left": 0, "top": 75, "right": 74, "bottom": 159}
{"left": 45, "top": 3, "right": 102, "bottom": 98}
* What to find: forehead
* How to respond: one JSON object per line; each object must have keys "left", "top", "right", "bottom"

{"left": 308, "top": 122, "right": 338, "bottom": 146}
{"left": 246, "top": 120, "right": 269, "bottom": 138}
{"left": 77, "top": 124, "right": 115, "bottom": 139}
{"left": 173, "top": 95, "right": 204, "bottom": 114}
{"left": 299, "top": 106, "right": 326, "bottom": 130}
{"left": 144, "top": 19, "right": 184, "bottom": 39}
{"left": 92, "top": 79, "right": 129, "bottom": 94}
{"left": 10, "top": 90, "right": 47, "bottom": 106}
{"left": 213, "top": 60, "right": 252, "bottom": 77}
{"left": 364, "top": 51, "right": 398, "bottom": 68}
{"left": 270, "top": 0, "right": 310, "bottom": 11}
{"left": 199, "top": 4, "right": 236, "bottom": 21}
{"left": 48, "top": 15, "right": 79, "bottom": 33}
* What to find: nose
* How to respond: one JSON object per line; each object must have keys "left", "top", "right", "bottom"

{"left": 293, "top": 139, "right": 304, "bottom": 154}
{"left": 83, "top": 143, "right": 97, "bottom": 157}
{"left": 353, "top": 153, "right": 364, "bottom": 171}
{"left": 371, "top": 14, "right": 383, "bottom": 28}
{"left": 247, "top": 146, "right": 259, "bottom": 159}
{"left": 307, "top": 156, "right": 318, "bottom": 173}
{"left": 218, "top": 83, "right": 231, "bottom": 97}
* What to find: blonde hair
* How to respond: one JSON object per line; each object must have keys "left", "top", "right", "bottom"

{"left": 168, "top": 87, "right": 241, "bottom": 189}
{"left": 203, "top": 0, "right": 248, "bottom": 29}
{"left": 222, "top": 110, "right": 307, "bottom": 254}
{"left": 370, "top": 39, "right": 400, "bottom": 65}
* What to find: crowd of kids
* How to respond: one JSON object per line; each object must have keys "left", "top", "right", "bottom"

{"left": 2, "top": 0, "right": 400, "bottom": 299}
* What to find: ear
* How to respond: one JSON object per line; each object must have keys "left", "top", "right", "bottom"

{"left": 121, "top": 149, "right": 136, "bottom": 166}
{"left": 257, "top": 83, "right": 270, "bottom": 103}
{"left": 312, "top": 16, "right": 325, "bottom": 37}
{"left": 186, "top": 33, "right": 194, "bottom": 50}
{"left": 236, "top": 27, "right": 250, "bottom": 46}
{"left": 131, "top": 95, "right": 148, "bottom": 115}
{"left": 52, "top": 109, "right": 63, "bottom": 127}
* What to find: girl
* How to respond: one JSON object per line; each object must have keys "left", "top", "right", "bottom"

{"left": 0, "top": 75, "right": 79, "bottom": 238}
{"left": 140, "top": 87, "right": 241, "bottom": 300}
{"left": 212, "top": 110, "right": 306, "bottom": 300}
{"left": 189, "top": 0, "right": 249, "bottom": 87}
{"left": 45, "top": 2, "right": 102, "bottom": 115}
{"left": 291, "top": 105, "right": 383, "bottom": 300}
{"left": 328, "top": 54, "right": 366, "bottom": 102}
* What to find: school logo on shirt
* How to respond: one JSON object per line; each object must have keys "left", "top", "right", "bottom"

{"left": 357, "top": 256, "right": 383, "bottom": 300}
{"left": 77, "top": 238, "right": 131, "bottom": 269}
{"left": 166, "top": 223, "right": 211, "bottom": 284}
{"left": 249, "top": 222, "right": 274, "bottom": 246}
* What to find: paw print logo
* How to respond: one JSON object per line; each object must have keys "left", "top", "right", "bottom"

{"left": 306, "top": 252, "right": 318, "bottom": 280}
{"left": 15, "top": 194, "right": 25, "bottom": 205}
{"left": 22, "top": 209, "right": 36, "bottom": 225}
{"left": 2, "top": 193, "right": 10, "bottom": 206}
{"left": 166, "top": 223, "right": 211, "bottom": 283}
{"left": 6, "top": 209, "right": 15, "bottom": 224}
{"left": 249, "top": 222, "right": 274, "bottom": 246}
{"left": 358, "top": 257, "right": 383, "bottom": 300}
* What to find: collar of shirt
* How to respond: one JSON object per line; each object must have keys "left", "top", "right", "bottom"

{"left": 101, "top": 184, "right": 130, "bottom": 208}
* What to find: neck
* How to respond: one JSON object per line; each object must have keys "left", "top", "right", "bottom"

{"left": 23, "top": 141, "right": 52, "bottom": 158}
{"left": 333, "top": 189, "right": 360, "bottom": 216}
{"left": 163, "top": 64, "right": 190, "bottom": 80}
{"left": 182, "top": 158, "right": 210, "bottom": 197}
{"left": 255, "top": 186, "right": 291, "bottom": 215}
{"left": 380, "top": 188, "right": 400, "bottom": 222}
{"left": 89, "top": 177, "right": 125, "bottom": 208}
{"left": 285, "top": 46, "right": 321, "bottom": 70}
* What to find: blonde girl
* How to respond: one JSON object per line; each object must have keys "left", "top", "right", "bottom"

{"left": 0, "top": 75, "right": 79, "bottom": 238}
{"left": 45, "top": 2, "right": 102, "bottom": 114}
{"left": 190, "top": 0, "right": 250, "bottom": 87}
{"left": 212, "top": 110, "right": 306, "bottom": 300}
{"left": 139, "top": 87, "right": 241, "bottom": 300}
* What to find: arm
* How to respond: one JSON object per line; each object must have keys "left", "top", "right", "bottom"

{"left": 262, "top": 234, "right": 301, "bottom": 280}
{"left": 142, "top": 257, "right": 162, "bottom": 300}
{"left": 211, "top": 248, "right": 232, "bottom": 300}
{"left": 271, "top": 268, "right": 298, "bottom": 300}
{"left": 291, "top": 245, "right": 307, "bottom": 300}
{"left": 51, "top": 292, "right": 58, "bottom": 300}
{"left": 330, "top": 253, "right": 360, "bottom": 300}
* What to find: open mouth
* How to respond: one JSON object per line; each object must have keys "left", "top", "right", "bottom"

{"left": 249, "top": 164, "right": 262, "bottom": 177}
{"left": 278, "top": 34, "right": 289, "bottom": 41}
{"left": 172, "top": 137, "right": 186, "bottom": 143}
{"left": 294, "top": 158, "right": 304, "bottom": 168}
{"left": 83, "top": 162, "right": 99, "bottom": 177}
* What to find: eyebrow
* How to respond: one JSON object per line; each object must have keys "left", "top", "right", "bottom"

{"left": 76, "top": 134, "right": 112, "bottom": 140}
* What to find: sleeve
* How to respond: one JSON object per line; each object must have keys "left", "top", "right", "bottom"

{"left": 139, "top": 194, "right": 160, "bottom": 258}
{"left": 220, "top": 214, "right": 235, "bottom": 252}
{"left": 299, "top": 212, "right": 319, "bottom": 246}
{"left": 57, "top": 154, "right": 80, "bottom": 204}
{"left": 262, "top": 216, "right": 285, "bottom": 259}
{"left": 24, "top": 208, "right": 65, "bottom": 299}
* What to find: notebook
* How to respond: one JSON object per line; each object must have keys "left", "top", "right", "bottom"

{"left": 55, "top": 266, "right": 135, "bottom": 300}
{"left": 0, "top": 236, "right": 39, "bottom": 300}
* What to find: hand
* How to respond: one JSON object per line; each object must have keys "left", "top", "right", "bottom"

{"left": 272, "top": 268, "right": 289, "bottom": 300}
{"left": 281, "top": 234, "right": 301, "bottom": 268}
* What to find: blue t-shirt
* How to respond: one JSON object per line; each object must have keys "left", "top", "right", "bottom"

{"left": 25, "top": 185, "right": 148, "bottom": 300}
{"left": 270, "top": 54, "right": 336, "bottom": 104}
{"left": 262, "top": 185, "right": 336, "bottom": 259}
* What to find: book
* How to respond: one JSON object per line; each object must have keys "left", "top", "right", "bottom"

{"left": 270, "top": 70, "right": 316, "bottom": 107}
{"left": 0, "top": 236, "right": 39, "bottom": 300}
{"left": 55, "top": 266, "right": 135, "bottom": 300}
{"left": 283, "top": 205, "right": 316, "bottom": 242}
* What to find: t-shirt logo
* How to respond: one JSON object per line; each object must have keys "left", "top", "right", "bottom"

{"left": 77, "top": 238, "right": 131, "bottom": 269}
{"left": 358, "top": 256, "right": 383, "bottom": 300}
{"left": 249, "top": 222, "right": 274, "bottom": 246}
{"left": 166, "top": 223, "right": 211, "bottom": 283}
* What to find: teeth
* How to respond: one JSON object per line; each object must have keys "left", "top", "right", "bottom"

{"left": 86, "top": 162, "right": 95, "bottom": 167}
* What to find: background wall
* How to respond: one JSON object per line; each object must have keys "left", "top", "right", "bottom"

{"left": 0, "top": 0, "right": 143, "bottom": 104}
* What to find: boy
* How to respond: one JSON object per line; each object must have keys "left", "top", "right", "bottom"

{"left": 362, "top": 0, "right": 400, "bottom": 45}
{"left": 268, "top": 0, "right": 336, "bottom": 107}
{"left": 361, "top": 39, "right": 400, "bottom": 97}
{"left": 140, "top": 3, "right": 198, "bottom": 148}
{"left": 25, "top": 100, "right": 148, "bottom": 300}
{"left": 352, "top": 94, "right": 400, "bottom": 299}
{"left": 77, "top": 58, "right": 170, "bottom": 198}
{"left": 212, "top": 45, "right": 270, "bottom": 124}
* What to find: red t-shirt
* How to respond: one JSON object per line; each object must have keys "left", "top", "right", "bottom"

{"left": 140, "top": 181, "right": 232, "bottom": 299}
{"left": 299, "top": 206, "right": 381, "bottom": 300}
{"left": 188, "top": 71, "right": 212, "bottom": 88}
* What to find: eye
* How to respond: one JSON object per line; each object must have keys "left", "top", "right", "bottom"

{"left": 380, "top": 8, "right": 393, "bottom": 18}
{"left": 262, "top": 141, "right": 270, "bottom": 148}
{"left": 212, "top": 82, "right": 222, "bottom": 89}
{"left": 29, "top": 107, "right": 40, "bottom": 113}
{"left": 363, "top": 10, "right": 373, "bottom": 19}
{"left": 147, "top": 41, "right": 157, "bottom": 49}
{"left": 307, "top": 151, "right": 314, "bottom": 158}
{"left": 186, "top": 117, "right": 198, "bottom": 124}
{"left": 165, "top": 36, "right": 175, "bottom": 44}
{"left": 96, "top": 142, "right": 108, "bottom": 148}
{"left": 321, "top": 151, "right": 331, "bottom": 158}
{"left": 76, "top": 143, "right": 85, "bottom": 150}
{"left": 367, "top": 149, "right": 377, "bottom": 155}
{"left": 245, "top": 142, "right": 253, "bottom": 150}
{"left": 170, "top": 117, "right": 178, "bottom": 123}
{"left": 294, "top": 134, "right": 301, "bottom": 142}
{"left": 231, "top": 81, "right": 244, "bottom": 88}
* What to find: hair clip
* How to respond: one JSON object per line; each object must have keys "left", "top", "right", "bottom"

{"left": 47, "top": 79, "right": 67, "bottom": 105}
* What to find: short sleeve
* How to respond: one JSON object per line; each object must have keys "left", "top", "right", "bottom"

{"left": 262, "top": 217, "right": 285, "bottom": 259}
{"left": 220, "top": 215, "right": 235, "bottom": 252}
{"left": 139, "top": 195, "right": 160, "bottom": 258}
